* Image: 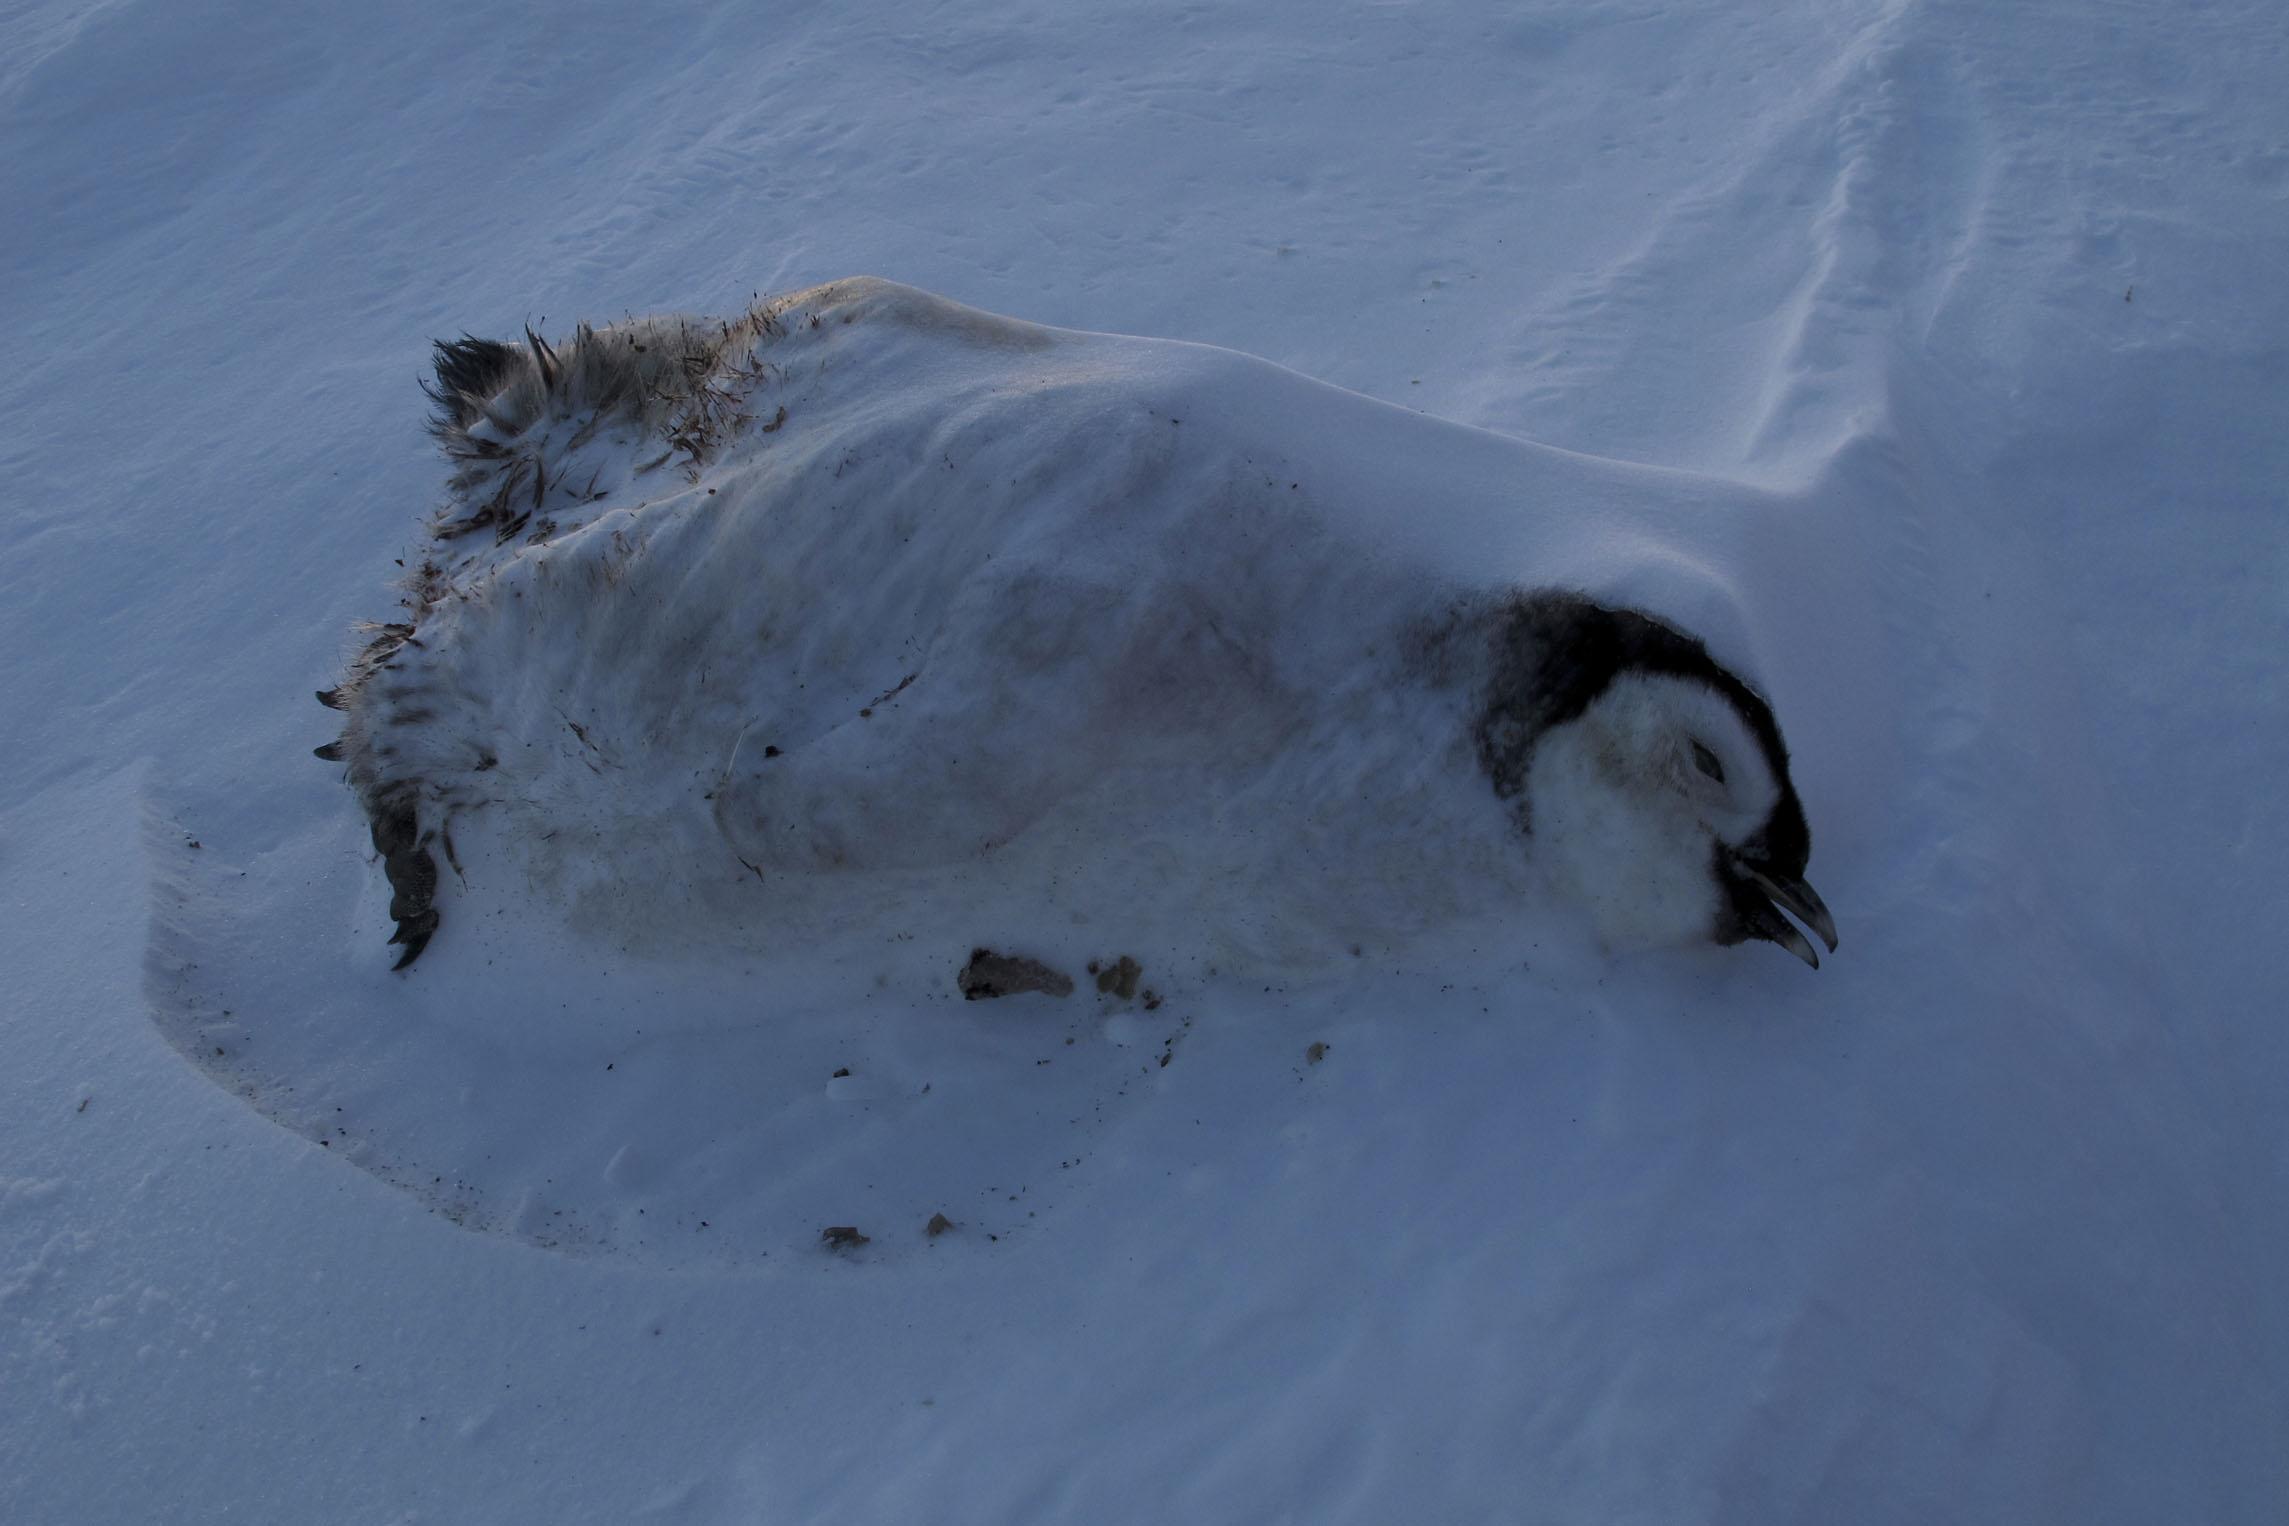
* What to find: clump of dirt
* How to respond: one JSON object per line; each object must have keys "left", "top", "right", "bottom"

{"left": 822, "top": 1225, "right": 870, "bottom": 1250}
{"left": 958, "top": 949, "right": 1075, "bottom": 1000}
{"left": 1089, "top": 955, "right": 1143, "bottom": 1001}
{"left": 926, "top": 1212, "right": 955, "bottom": 1237}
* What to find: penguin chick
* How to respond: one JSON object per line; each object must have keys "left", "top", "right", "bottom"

{"left": 318, "top": 278, "right": 1839, "bottom": 975}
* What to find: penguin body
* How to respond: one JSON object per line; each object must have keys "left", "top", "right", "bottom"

{"left": 321, "top": 279, "right": 1832, "bottom": 974}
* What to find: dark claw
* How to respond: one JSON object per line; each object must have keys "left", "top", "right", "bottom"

{"left": 367, "top": 806, "right": 441, "bottom": 967}
{"left": 387, "top": 907, "right": 439, "bottom": 944}
{"left": 388, "top": 908, "right": 439, "bottom": 970}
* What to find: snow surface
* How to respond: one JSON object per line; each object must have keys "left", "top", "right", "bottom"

{"left": 4, "top": 0, "right": 2286, "bottom": 1520}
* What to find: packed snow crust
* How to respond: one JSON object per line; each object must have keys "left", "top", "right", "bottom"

{"left": 4, "top": 0, "right": 2286, "bottom": 1521}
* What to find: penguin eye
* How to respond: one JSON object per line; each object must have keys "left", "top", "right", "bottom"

{"left": 1690, "top": 741, "right": 1725, "bottom": 784}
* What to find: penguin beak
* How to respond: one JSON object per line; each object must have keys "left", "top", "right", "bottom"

{"left": 1732, "top": 856, "right": 1839, "bottom": 969}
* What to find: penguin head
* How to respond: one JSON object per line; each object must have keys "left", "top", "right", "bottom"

{"left": 1476, "top": 595, "right": 1838, "bottom": 967}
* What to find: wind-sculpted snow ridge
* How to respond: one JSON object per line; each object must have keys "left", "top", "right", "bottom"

{"left": 313, "top": 276, "right": 1831, "bottom": 987}
{"left": 1492, "top": 2, "right": 1992, "bottom": 480}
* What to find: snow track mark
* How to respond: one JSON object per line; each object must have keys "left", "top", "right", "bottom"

{"left": 1492, "top": 0, "right": 1992, "bottom": 480}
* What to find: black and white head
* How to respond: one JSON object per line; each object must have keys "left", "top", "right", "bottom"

{"left": 1476, "top": 593, "right": 1838, "bottom": 967}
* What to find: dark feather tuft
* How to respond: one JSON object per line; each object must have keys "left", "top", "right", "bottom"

{"left": 524, "top": 324, "right": 560, "bottom": 393}
{"left": 422, "top": 335, "right": 523, "bottom": 435}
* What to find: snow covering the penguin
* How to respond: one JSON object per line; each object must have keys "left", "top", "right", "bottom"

{"left": 4, "top": 0, "right": 2287, "bottom": 1522}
